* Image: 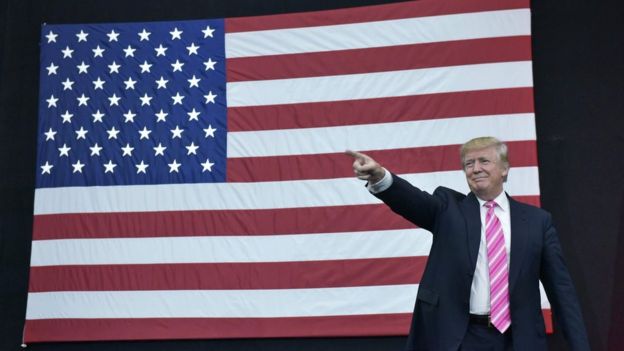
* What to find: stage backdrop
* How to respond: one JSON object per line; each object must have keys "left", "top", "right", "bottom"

{"left": 24, "top": 0, "right": 550, "bottom": 343}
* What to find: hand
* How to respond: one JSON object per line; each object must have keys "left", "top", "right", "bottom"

{"left": 345, "top": 150, "right": 386, "bottom": 183}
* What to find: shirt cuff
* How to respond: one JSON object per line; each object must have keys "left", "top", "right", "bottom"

{"left": 367, "top": 168, "right": 392, "bottom": 194}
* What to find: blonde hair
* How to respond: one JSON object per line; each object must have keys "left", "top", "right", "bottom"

{"left": 460, "top": 137, "right": 509, "bottom": 170}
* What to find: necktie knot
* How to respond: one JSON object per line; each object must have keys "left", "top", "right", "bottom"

{"left": 485, "top": 200, "right": 498, "bottom": 209}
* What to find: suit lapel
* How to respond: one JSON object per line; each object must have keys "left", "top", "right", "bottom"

{"left": 508, "top": 195, "right": 528, "bottom": 293}
{"left": 460, "top": 193, "right": 482, "bottom": 273}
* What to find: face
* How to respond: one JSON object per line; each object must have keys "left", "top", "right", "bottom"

{"left": 462, "top": 146, "right": 508, "bottom": 200}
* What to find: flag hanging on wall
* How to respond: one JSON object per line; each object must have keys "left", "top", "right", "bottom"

{"left": 25, "top": 0, "right": 549, "bottom": 343}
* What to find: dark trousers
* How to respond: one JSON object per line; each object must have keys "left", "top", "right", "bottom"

{"left": 459, "top": 323, "right": 513, "bottom": 351}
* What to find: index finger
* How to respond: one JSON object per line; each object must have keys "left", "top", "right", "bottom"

{"left": 345, "top": 150, "right": 366, "bottom": 160}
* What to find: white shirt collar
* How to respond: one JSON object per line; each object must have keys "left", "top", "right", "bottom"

{"left": 476, "top": 191, "right": 509, "bottom": 212}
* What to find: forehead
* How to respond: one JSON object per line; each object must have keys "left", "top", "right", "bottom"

{"left": 463, "top": 146, "right": 498, "bottom": 160}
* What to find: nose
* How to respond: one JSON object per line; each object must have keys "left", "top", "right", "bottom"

{"left": 472, "top": 161, "right": 483, "bottom": 173}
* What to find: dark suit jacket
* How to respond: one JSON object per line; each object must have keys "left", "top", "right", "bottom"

{"left": 375, "top": 174, "right": 589, "bottom": 351}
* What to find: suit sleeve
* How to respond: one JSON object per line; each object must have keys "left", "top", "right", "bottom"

{"left": 373, "top": 173, "right": 443, "bottom": 232}
{"left": 540, "top": 213, "right": 590, "bottom": 351}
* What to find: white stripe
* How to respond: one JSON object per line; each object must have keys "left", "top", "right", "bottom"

{"left": 30, "top": 228, "right": 432, "bottom": 266}
{"left": 540, "top": 281, "right": 551, "bottom": 308}
{"left": 225, "top": 9, "right": 530, "bottom": 58}
{"left": 227, "top": 61, "right": 533, "bottom": 107}
{"left": 33, "top": 167, "right": 540, "bottom": 215}
{"left": 26, "top": 284, "right": 419, "bottom": 319}
{"left": 228, "top": 113, "right": 536, "bottom": 158}
{"left": 490, "top": 282, "right": 508, "bottom": 305}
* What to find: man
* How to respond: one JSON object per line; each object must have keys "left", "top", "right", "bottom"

{"left": 347, "top": 137, "right": 589, "bottom": 350}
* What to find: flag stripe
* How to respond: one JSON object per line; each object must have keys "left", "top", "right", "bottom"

{"left": 227, "top": 36, "right": 532, "bottom": 81}
{"left": 30, "top": 229, "right": 432, "bottom": 266}
{"left": 24, "top": 314, "right": 414, "bottom": 343}
{"left": 32, "top": 194, "right": 542, "bottom": 240}
{"left": 228, "top": 87, "right": 534, "bottom": 132}
{"left": 32, "top": 204, "right": 413, "bottom": 240}
{"left": 228, "top": 113, "right": 536, "bottom": 158}
{"left": 227, "top": 140, "right": 538, "bottom": 182}
{"left": 29, "top": 256, "right": 427, "bottom": 292}
{"left": 225, "top": 9, "right": 529, "bottom": 58}
{"left": 26, "top": 285, "right": 419, "bottom": 319}
{"left": 33, "top": 167, "right": 540, "bottom": 215}
{"left": 227, "top": 61, "right": 533, "bottom": 107}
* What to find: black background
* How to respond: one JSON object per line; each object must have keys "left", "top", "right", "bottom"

{"left": 1, "top": 0, "right": 623, "bottom": 350}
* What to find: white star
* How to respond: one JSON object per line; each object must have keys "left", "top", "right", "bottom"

{"left": 46, "top": 94, "right": 58, "bottom": 108}
{"left": 92, "top": 77, "right": 105, "bottom": 90}
{"left": 155, "top": 76, "right": 168, "bottom": 89}
{"left": 92, "top": 45, "right": 105, "bottom": 57}
{"left": 168, "top": 159, "right": 181, "bottom": 173}
{"left": 153, "top": 143, "right": 167, "bottom": 156}
{"left": 187, "top": 75, "right": 201, "bottom": 88}
{"left": 139, "top": 93, "right": 152, "bottom": 106}
{"left": 92, "top": 110, "right": 105, "bottom": 123}
{"left": 103, "top": 160, "right": 117, "bottom": 173}
{"left": 139, "top": 60, "right": 152, "bottom": 73}
{"left": 135, "top": 161, "right": 149, "bottom": 174}
{"left": 170, "top": 125, "right": 184, "bottom": 139}
{"left": 123, "top": 109, "right": 136, "bottom": 123}
{"left": 44, "top": 128, "right": 57, "bottom": 141}
{"left": 204, "top": 124, "right": 217, "bottom": 138}
{"left": 40, "top": 161, "right": 53, "bottom": 175}
{"left": 108, "top": 61, "right": 121, "bottom": 74}
{"left": 187, "top": 108, "right": 200, "bottom": 121}
{"left": 186, "top": 42, "right": 199, "bottom": 55}
{"left": 124, "top": 110, "right": 136, "bottom": 123}
{"left": 170, "top": 27, "right": 183, "bottom": 40}
{"left": 171, "top": 59, "right": 184, "bottom": 72}
{"left": 72, "top": 160, "right": 86, "bottom": 173}
{"left": 61, "top": 78, "right": 74, "bottom": 90}
{"left": 186, "top": 142, "right": 199, "bottom": 155}
{"left": 123, "top": 45, "right": 136, "bottom": 57}
{"left": 75, "top": 126, "right": 88, "bottom": 140}
{"left": 138, "top": 126, "right": 152, "bottom": 140}
{"left": 107, "top": 30, "right": 120, "bottom": 42}
{"left": 138, "top": 28, "right": 151, "bottom": 41}
{"left": 62, "top": 46, "right": 74, "bottom": 58}
{"left": 202, "top": 25, "right": 215, "bottom": 38}
{"left": 108, "top": 93, "right": 121, "bottom": 106}
{"left": 203, "top": 58, "right": 217, "bottom": 71}
{"left": 77, "top": 61, "right": 89, "bottom": 74}
{"left": 155, "top": 109, "right": 168, "bottom": 122}
{"left": 201, "top": 158, "right": 215, "bottom": 172}
{"left": 121, "top": 143, "right": 134, "bottom": 156}
{"left": 77, "top": 93, "right": 90, "bottom": 106}
{"left": 204, "top": 91, "right": 217, "bottom": 104}
{"left": 46, "top": 62, "right": 59, "bottom": 75}
{"left": 89, "top": 143, "right": 103, "bottom": 156}
{"left": 76, "top": 30, "right": 89, "bottom": 42}
{"left": 45, "top": 30, "right": 58, "bottom": 43}
{"left": 154, "top": 44, "right": 168, "bottom": 57}
{"left": 171, "top": 92, "right": 185, "bottom": 105}
{"left": 107, "top": 126, "right": 120, "bottom": 139}
{"left": 58, "top": 143, "right": 71, "bottom": 157}
{"left": 124, "top": 77, "right": 137, "bottom": 90}
{"left": 61, "top": 110, "right": 74, "bottom": 123}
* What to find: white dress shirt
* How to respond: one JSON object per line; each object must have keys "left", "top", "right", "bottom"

{"left": 368, "top": 170, "right": 512, "bottom": 314}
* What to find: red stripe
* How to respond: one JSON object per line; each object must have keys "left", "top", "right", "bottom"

{"left": 228, "top": 140, "right": 538, "bottom": 182}
{"left": 228, "top": 88, "right": 535, "bottom": 132}
{"left": 24, "top": 313, "right": 412, "bottom": 342}
{"left": 225, "top": 0, "right": 529, "bottom": 33}
{"left": 29, "top": 256, "right": 426, "bottom": 292}
{"left": 33, "top": 203, "right": 414, "bottom": 240}
{"left": 227, "top": 36, "right": 532, "bottom": 82}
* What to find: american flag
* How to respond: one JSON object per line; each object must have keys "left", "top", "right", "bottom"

{"left": 25, "top": 0, "right": 550, "bottom": 343}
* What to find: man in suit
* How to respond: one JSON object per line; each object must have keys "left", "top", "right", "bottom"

{"left": 347, "top": 137, "right": 589, "bottom": 350}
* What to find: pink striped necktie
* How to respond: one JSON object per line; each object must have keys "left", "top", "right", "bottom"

{"left": 485, "top": 200, "right": 511, "bottom": 333}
